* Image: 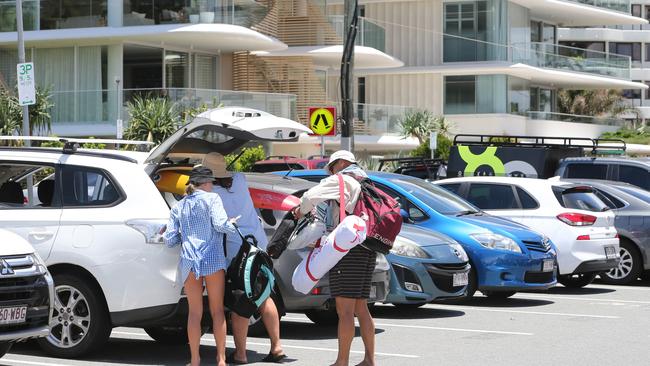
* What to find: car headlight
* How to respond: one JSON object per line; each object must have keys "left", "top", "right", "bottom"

{"left": 29, "top": 252, "right": 48, "bottom": 274}
{"left": 390, "top": 237, "right": 430, "bottom": 259}
{"left": 449, "top": 243, "right": 469, "bottom": 262}
{"left": 470, "top": 233, "right": 522, "bottom": 253}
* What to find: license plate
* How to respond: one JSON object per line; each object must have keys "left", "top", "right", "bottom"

{"left": 0, "top": 306, "right": 27, "bottom": 325}
{"left": 605, "top": 246, "right": 617, "bottom": 259}
{"left": 369, "top": 286, "right": 377, "bottom": 300}
{"left": 542, "top": 259, "right": 555, "bottom": 272}
{"left": 453, "top": 272, "right": 469, "bottom": 287}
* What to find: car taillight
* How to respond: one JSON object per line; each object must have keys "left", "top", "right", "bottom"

{"left": 311, "top": 287, "right": 322, "bottom": 295}
{"left": 557, "top": 213, "right": 597, "bottom": 226}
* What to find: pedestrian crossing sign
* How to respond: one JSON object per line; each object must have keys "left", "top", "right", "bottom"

{"left": 309, "top": 107, "right": 336, "bottom": 136}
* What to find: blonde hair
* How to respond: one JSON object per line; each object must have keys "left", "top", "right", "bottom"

{"left": 185, "top": 183, "right": 197, "bottom": 195}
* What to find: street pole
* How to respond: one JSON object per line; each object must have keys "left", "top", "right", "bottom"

{"left": 16, "top": 0, "right": 34, "bottom": 205}
{"left": 16, "top": 0, "right": 29, "bottom": 143}
{"left": 340, "top": 0, "right": 358, "bottom": 152}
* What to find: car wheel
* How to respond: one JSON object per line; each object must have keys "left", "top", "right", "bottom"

{"left": 393, "top": 302, "right": 427, "bottom": 310}
{"left": 304, "top": 309, "right": 338, "bottom": 326}
{"left": 601, "top": 241, "right": 642, "bottom": 285}
{"left": 481, "top": 290, "right": 516, "bottom": 299}
{"left": 37, "top": 273, "right": 111, "bottom": 358}
{"left": 144, "top": 326, "right": 189, "bottom": 345}
{"left": 0, "top": 341, "right": 12, "bottom": 358}
{"left": 558, "top": 273, "right": 597, "bottom": 288}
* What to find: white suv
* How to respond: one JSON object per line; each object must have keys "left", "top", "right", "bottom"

{"left": 0, "top": 107, "right": 311, "bottom": 357}
{"left": 436, "top": 177, "right": 620, "bottom": 288}
{"left": 0, "top": 229, "right": 53, "bottom": 358}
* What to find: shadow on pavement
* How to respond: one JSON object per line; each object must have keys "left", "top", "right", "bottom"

{"left": 370, "top": 305, "right": 465, "bottom": 320}
{"left": 459, "top": 296, "right": 554, "bottom": 308}
{"left": 544, "top": 286, "right": 616, "bottom": 295}
{"left": 278, "top": 319, "right": 386, "bottom": 341}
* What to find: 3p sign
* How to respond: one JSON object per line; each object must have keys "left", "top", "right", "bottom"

{"left": 309, "top": 107, "right": 336, "bottom": 136}
{"left": 16, "top": 62, "right": 35, "bottom": 106}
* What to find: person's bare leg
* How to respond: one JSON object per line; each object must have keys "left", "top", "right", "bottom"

{"left": 184, "top": 272, "right": 204, "bottom": 366}
{"left": 260, "top": 298, "right": 284, "bottom": 356}
{"left": 231, "top": 312, "right": 249, "bottom": 363}
{"left": 205, "top": 271, "right": 227, "bottom": 366}
{"left": 331, "top": 297, "right": 356, "bottom": 366}
{"left": 353, "top": 300, "right": 375, "bottom": 366}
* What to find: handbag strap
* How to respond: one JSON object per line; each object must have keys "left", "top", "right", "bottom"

{"left": 337, "top": 173, "right": 346, "bottom": 222}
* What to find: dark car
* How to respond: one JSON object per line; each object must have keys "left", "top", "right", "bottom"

{"left": 563, "top": 179, "right": 650, "bottom": 284}
{"left": 556, "top": 157, "right": 650, "bottom": 191}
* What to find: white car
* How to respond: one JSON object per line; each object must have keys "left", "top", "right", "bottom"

{"left": 0, "top": 229, "right": 54, "bottom": 358}
{"left": 0, "top": 107, "right": 313, "bottom": 357}
{"left": 435, "top": 177, "right": 620, "bottom": 288}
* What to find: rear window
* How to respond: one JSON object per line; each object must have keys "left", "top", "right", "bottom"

{"left": 618, "top": 165, "right": 650, "bottom": 191}
{"left": 616, "top": 185, "right": 650, "bottom": 204}
{"left": 565, "top": 163, "right": 608, "bottom": 180}
{"left": 553, "top": 187, "right": 608, "bottom": 211}
{"left": 516, "top": 187, "right": 539, "bottom": 209}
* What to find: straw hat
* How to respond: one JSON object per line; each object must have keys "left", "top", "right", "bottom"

{"left": 202, "top": 152, "right": 233, "bottom": 178}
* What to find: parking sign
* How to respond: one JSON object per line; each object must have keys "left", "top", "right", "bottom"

{"left": 17, "top": 62, "right": 35, "bottom": 106}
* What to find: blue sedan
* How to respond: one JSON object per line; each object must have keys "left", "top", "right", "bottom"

{"left": 280, "top": 170, "right": 558, "bottom": 300}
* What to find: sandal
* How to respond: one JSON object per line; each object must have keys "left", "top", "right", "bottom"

{"left": 261, "top": 352, "right": 288, "bottom": 363}
{"left": 226, "top": 352, "right": 247, "bottom": 365}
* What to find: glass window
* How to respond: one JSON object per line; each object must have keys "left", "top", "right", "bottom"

{"left": 530, "top": 21, "right": 541, "bottom": 43}
{"left": 194, "top": 54, "right": 218, "bottom": 89}
{"left": 123, "top": 45, "right": 163, "bottom": 89}
{"left": 554, "top": 188, "right": 609, "bottom": 212}
{"left": 40, "top": 0, "right": 107, "bottom": 30}
{"left": 60, "top": 166, "right": 122, "bottom": 207}
{"left": 165, "top": 51, "right": 190, "bottom": 88}
{"left": 439, "top": 183, "right": 462, "bottom": 195}
{"left": 466, "top": 183, "right": 518, "bottom": 210}
{"left": 508, "top": 76, "right": 530, "bottom": 113}
{"left": 0, "top": 0, "right": 39, "bottom": 32}
{"left": 124, "top": 0, "right": 195, "bottom": 26}
{"left": 388, "top": 177, "right": 478, "bottom": 215}
{"left": 632, "top": 4, "right": 642, "bottom": 17}
{"left": 618, "top": 165, "right": 650, "bottom": 190}
{"left": 559, "top": 41, "right": 606, "bottom": 59}
{"left": 516, "top": 187, "right": 539, "bottom": 209}
{"left": 617, "top": 185, "right": 650, "bottom": 204}
{"left": 623, "top": 82, "right": 643, "bottom": 99}
{"left": 0, "top": 163, "right": 58, "bottom": 208}
{"left": 375, "top": 184, "right": 427, "bottom": 222}
{"left": 444, "top": 76, "right": 476, "bottom": 114}
{"left": 609, "top": 42, "right": 642, "bottom": 62}
{"left": 594, "top": 190, "right": 625, "bottom": 209}
{"left": 565, "top": 163, "right": 608, "bottom": 179}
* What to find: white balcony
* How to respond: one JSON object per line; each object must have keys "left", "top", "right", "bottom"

{"left": 510, "top": 0, "right": 647, "bottom": 26}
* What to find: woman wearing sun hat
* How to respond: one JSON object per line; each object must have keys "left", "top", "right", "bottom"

{"left": 163, "top": 166, "right": 237, "bottom": 366}
{"left": 202, "top": 152, "right": 287, "bottom": 364}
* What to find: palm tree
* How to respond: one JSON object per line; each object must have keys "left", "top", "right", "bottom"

{"left": 28, "top": 86, "right": 54, "bottom": 135}
{"left": 124, "top": 95, "right": 180, "bottom": 144}
{"left": 0, "top": 89, "right": 20, "bottom": 139}
{"left": 399, "top": 110, "right": 435, "bottom": 144}
{"left": 558, "top": 89, "right": 637, "bottom": 117}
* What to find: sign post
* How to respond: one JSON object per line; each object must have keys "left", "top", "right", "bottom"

{"left": 309, "top": 107, "right": 336, "bottom": 157}
{"left": 429, "top": 132, "right": 438, "bottom": 159}
{"left": 16, "top": 0, "right": 34, "bottom": 205}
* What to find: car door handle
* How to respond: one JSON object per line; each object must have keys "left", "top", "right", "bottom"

{"left": 28, "top": 231, "right": 54, "bottom": 240}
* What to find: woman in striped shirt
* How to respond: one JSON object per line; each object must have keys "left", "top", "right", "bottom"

{"left": 164, "top": 166, "right": 238, "bottom": 366}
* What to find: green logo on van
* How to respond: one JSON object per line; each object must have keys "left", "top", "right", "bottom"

{"left": 458, "top": 146, "right": 505, "bottom": 176}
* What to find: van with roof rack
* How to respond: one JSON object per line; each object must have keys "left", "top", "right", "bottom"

{"left": 555, "top": 157, "right": 650, "bottom": 191}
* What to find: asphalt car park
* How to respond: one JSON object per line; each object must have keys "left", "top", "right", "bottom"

{"left": 4, "top": 278, "right": 649, "bottom": 366}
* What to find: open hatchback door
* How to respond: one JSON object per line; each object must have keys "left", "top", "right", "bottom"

{"left": 145, "top": 107, "right": 311, "bottom": 174}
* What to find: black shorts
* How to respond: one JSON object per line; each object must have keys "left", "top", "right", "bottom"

{"left": 329, "top": 245, "right": 377, "bottom": 299}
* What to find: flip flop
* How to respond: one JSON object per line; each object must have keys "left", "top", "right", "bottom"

{"left": 261, "top": 352, "right": 288, "bottom": 363}
{"left": 226, "top": 352, "right": 247, "bottom": 365}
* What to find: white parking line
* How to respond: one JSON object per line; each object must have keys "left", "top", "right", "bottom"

{"left": 2, "top": 359, "right": 75, "bottom": 366}
{"left": 110, "top": 331, "right": 420, "bottom": 359}
{"left": 431, "top": 305, "right": 621, "bottom": 319}
{"left": 516, "top": 294, "right": 650, "bottom": 305}
{"left": 586, "top": 283, "right": 650, "bottom": 292}
{"left": 282, "top": 317, "right": 533, "bottom": 336}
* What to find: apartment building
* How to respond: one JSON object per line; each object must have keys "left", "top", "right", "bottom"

{"left": 559, "top": 1, "right": 650, "bottom": 125}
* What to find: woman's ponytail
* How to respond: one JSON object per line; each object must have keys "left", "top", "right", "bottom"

{"left": 185, "top": 183, "right": 197, "bottom": 195}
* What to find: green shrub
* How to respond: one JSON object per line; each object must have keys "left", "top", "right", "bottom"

{"left": 410, "top": 134, "right": 452, "bottom": 161}
{"left": 226, "top": 145, "right": 266, "bottom": 172}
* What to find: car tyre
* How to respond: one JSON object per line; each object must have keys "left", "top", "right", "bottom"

{"left": 558, "top": 273, "right": 597, "bottom": 288}
{"left": 37, "top": 273, "right": 111, "bottom": 358}
{"left": 304, "top": 309, "right": 338, "bottom": 326}
{"left": 481, "top": 290, "right": 516, "bottom": 299}
{"left": 0, "top": 341, "right": 12, "bottom": 358}
{"left": 144, "top": 326, "right": 189, "bottom": 345}
{"left": 601, "top": 240, "right": 642, "bottom": 285}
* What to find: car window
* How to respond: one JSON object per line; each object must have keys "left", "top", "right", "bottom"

{"left": 466, "top": 183, "right": 518, "bottom": 210}
{"left": 60, "top": 166, "right": 122, "bottom": 207}
{"left": 439, "top": 183, "right": 462, "bottom": 195}
{"left": 618, "top": 165, "right": 650, "bottom": 191}
{"left": 387, "top": 177, "right": 478, "bottom": 215}
{"left": 565, "top": 163, "right": 608, "bottom": 179}
{"left": 0, "top": 162, "right": 59, "bottom": 208}
{"left": 616, "top": 185, "right": 650, "bottom": 204}
{"left": 374, "top": 183, "right": 427, "bottom": 222}
{"left": 516, "top": 187, "right": 539, "bottom": 209}
{"left": 594, "top": 190, "right": 625, "bottom": 209}
{"left": 553, "top": 188, "right": 608, "bottom": 212}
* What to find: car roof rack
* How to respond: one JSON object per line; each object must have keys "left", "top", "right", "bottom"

{"left": 452, "top": 134, "right": 626, "bottom": 156}
{"left": 0, "top": 136, "right": 154, "bottom": 154}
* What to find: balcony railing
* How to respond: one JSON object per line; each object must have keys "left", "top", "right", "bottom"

{"left": 511, "top": 42, "right": 631, "bottom": 80}
{"left": 563, "top": 0, "right": 630, "bottom": 13}
{"left": 525, "top": 111, "right": 625, "bottom": 126}
{"left": 122, "top": 0, "right": 269, "bottom": 28}
{"left": 328, "top": 16, "right": 386, "bottom": 52}
{"left": 48, "top": 88, "right": 297, "bottom": 127}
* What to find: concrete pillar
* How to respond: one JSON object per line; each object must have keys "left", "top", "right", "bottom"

{"left": 107, "top": 44, "right": 123, "bottom": 135}
{"left": 108, "top": 0, "right": 124, "bottom": 27}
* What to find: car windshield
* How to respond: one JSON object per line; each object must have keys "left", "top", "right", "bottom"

{"left": 388, "top": 177, "right": 478, "bottom": 215}
{"left": 615, "top": 185, "right": 650, "bottom": 204}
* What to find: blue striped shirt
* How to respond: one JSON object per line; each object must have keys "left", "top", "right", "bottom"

{"left": 164, "top": 190, "right": 236, "bottom": 282}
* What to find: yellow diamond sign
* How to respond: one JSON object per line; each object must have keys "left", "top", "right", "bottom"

{"left": 309, "top": 107, "right": 336, "bottom": 136}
